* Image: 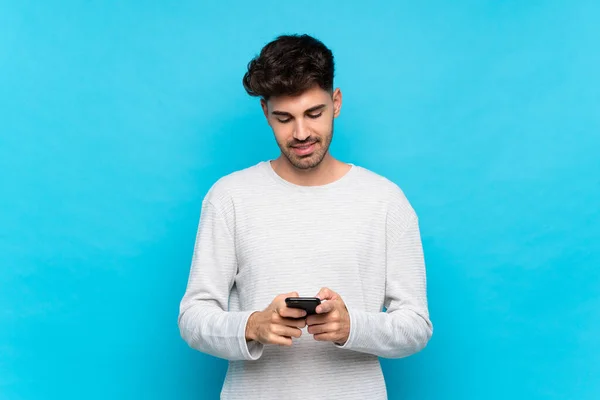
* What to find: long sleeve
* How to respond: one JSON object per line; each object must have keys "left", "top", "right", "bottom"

{"left": 337, "top": 207, "right": 433, "bottom": 358}
{"left": 177, "top": 199, "right": 264, "bottom": 361}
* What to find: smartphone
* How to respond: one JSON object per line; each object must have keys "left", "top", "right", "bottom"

{"left": 285, "top": 297, "right": 321, "bottom": 316}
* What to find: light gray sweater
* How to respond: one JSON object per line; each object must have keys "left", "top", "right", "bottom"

{"left": 178, "top": 161, "right": 433, "bottom": 399}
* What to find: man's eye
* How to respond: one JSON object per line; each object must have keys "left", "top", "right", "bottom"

{"left": 307, "top": 113, "right": 322, "bottom": 119}
{"left": 277, "top": 118, "right": 292, "bottom": 123}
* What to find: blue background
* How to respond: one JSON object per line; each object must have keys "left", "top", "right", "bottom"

{"left": 1, "top": 1, "right": 599, "bottom": 399}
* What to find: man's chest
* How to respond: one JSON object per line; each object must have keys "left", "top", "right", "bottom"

{"left": 233, "top": 200, "right": 387, "bottom": 286}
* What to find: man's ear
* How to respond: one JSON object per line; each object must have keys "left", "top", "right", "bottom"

{"left": 260, "top": 98, "right": 270, "bottom": 121}
{"left": 332, "top": 88, "right": 342, "bottom": 118}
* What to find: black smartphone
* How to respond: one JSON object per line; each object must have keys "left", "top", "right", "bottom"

{"left": 285, "top": 297, "right": 321, "bottom": 315}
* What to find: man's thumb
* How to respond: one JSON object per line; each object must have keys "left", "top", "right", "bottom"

{"left": 315, "top": 287, "right": 335, "bottom": 300}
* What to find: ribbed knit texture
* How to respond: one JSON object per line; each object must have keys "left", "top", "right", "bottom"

{"left": 178, "top": 161, "right": 433, "bottom": 399}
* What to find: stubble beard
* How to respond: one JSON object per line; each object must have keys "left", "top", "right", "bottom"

{"left": 278, "top": 119, "right": 334, "bottom": 170}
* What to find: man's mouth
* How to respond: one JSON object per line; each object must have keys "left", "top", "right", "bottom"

{"left": 291, "top": 141, "right": 317, "bottom": 156}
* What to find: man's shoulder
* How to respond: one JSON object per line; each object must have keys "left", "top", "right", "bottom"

{"left": 353, "top": 165, "right": 408, "bottom": 200}
{"left": 203, "top": 161, "right": 267, "bottom": 205}
{"left": 352, "top": 165, "right": 417, "bottom": 218}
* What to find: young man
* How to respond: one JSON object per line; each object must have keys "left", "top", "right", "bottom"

{"left": 178, "top": 34, "right": 433, "bottom": 399}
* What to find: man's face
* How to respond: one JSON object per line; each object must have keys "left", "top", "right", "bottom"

{"left": 261, "top": 86, "right": 342, "bottom": 170}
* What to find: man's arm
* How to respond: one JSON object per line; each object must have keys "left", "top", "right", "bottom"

{"left": 177, "top": 199, "right": 264, "bottom": 361}
{"left": 336, "top": 201, "right": 433, "bottom": 358}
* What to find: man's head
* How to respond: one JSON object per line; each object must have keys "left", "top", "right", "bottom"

{"left": 243, "top": 34, "right": 342, "bottom": 170}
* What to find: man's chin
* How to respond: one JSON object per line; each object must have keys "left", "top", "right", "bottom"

{"left": 288, "top": 155, "right": 322, "bottom": 170}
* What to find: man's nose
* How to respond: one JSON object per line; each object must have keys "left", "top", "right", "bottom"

{"left": 293, "top": 120, "right": 311, "bottom": 141}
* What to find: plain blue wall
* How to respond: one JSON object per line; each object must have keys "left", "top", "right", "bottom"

{"left": 1, "top": 1, "right": 599, "bottom": 399}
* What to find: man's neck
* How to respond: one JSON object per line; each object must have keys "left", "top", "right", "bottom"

{"left": 270, "top": 154, "right": 351, "bottom": 187}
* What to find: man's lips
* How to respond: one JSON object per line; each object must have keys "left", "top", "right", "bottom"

{"left": 291, "top": 141, "right": 317, "bottom": 156}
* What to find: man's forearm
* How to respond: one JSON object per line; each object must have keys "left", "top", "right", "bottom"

{"left": 335, "top": 306, "right": 432, "bottom": 358}
{"left": 178, "top": 302, "right": 264, "bottom": 361}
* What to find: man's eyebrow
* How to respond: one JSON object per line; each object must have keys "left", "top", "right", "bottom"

{"left": 271, "top": 104, "right": 327, "bottom": 116}
{"left": 272, "top": 110, "right": 292, "bottom": 116}
{"left": 305, "top": 104, "right": 326, "bottom": 113}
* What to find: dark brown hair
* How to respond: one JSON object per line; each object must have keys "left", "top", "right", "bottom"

{"left": 242, "top": 34, "right": 335, "bottom": 100}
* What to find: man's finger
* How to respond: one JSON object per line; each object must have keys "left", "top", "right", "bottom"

{"left": 306, "top": 313, "right": 329, "bottom": 326}
{"left": 268, "top": 333, "right": 293, "bottom": 346}
{"left": 278, "top": 306, "right": 307, "bottom": 319}
{"left": 316, "top": 300, "right": 335, "bottom": 314}
{"left": 279, "top": 291, "right": 299, "bottom": 300}
{"left": 273, "top": 325, "right": 302, "bottom": 339}
{"left": 280, "top": 317, "right": 307, "bottom": 329}
{"left": 313, "top": 332, "right": 337, "bottom": 342}
{"left": 315, "top": 287, "right": 335, "bottom": 301}
{"left": 307, "top": 322, "right": 337, "bottom": 335}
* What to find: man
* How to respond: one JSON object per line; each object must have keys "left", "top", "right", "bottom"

{"left": 178, "top": 34, "right": 433, "bottom": 399}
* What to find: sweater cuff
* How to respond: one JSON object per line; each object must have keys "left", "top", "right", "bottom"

{"left": 238, "top": 310, "right": 264, "bottom": 360}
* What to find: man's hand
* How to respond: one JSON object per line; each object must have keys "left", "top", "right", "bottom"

{"left": 306, "top": 287, "right": 350, "bottom": 345}
{"left": 245, "top": 292, "right": 307, "bottom": 346}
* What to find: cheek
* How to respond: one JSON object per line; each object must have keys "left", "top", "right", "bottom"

{"left": 314, "top": 117, "right": 333, "bottom": 133}
{"left": 313, "top": 120, "right": 331, "bottom": 137}
{"left": 272, "top": 125, "right": 292, "bottom": 142}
